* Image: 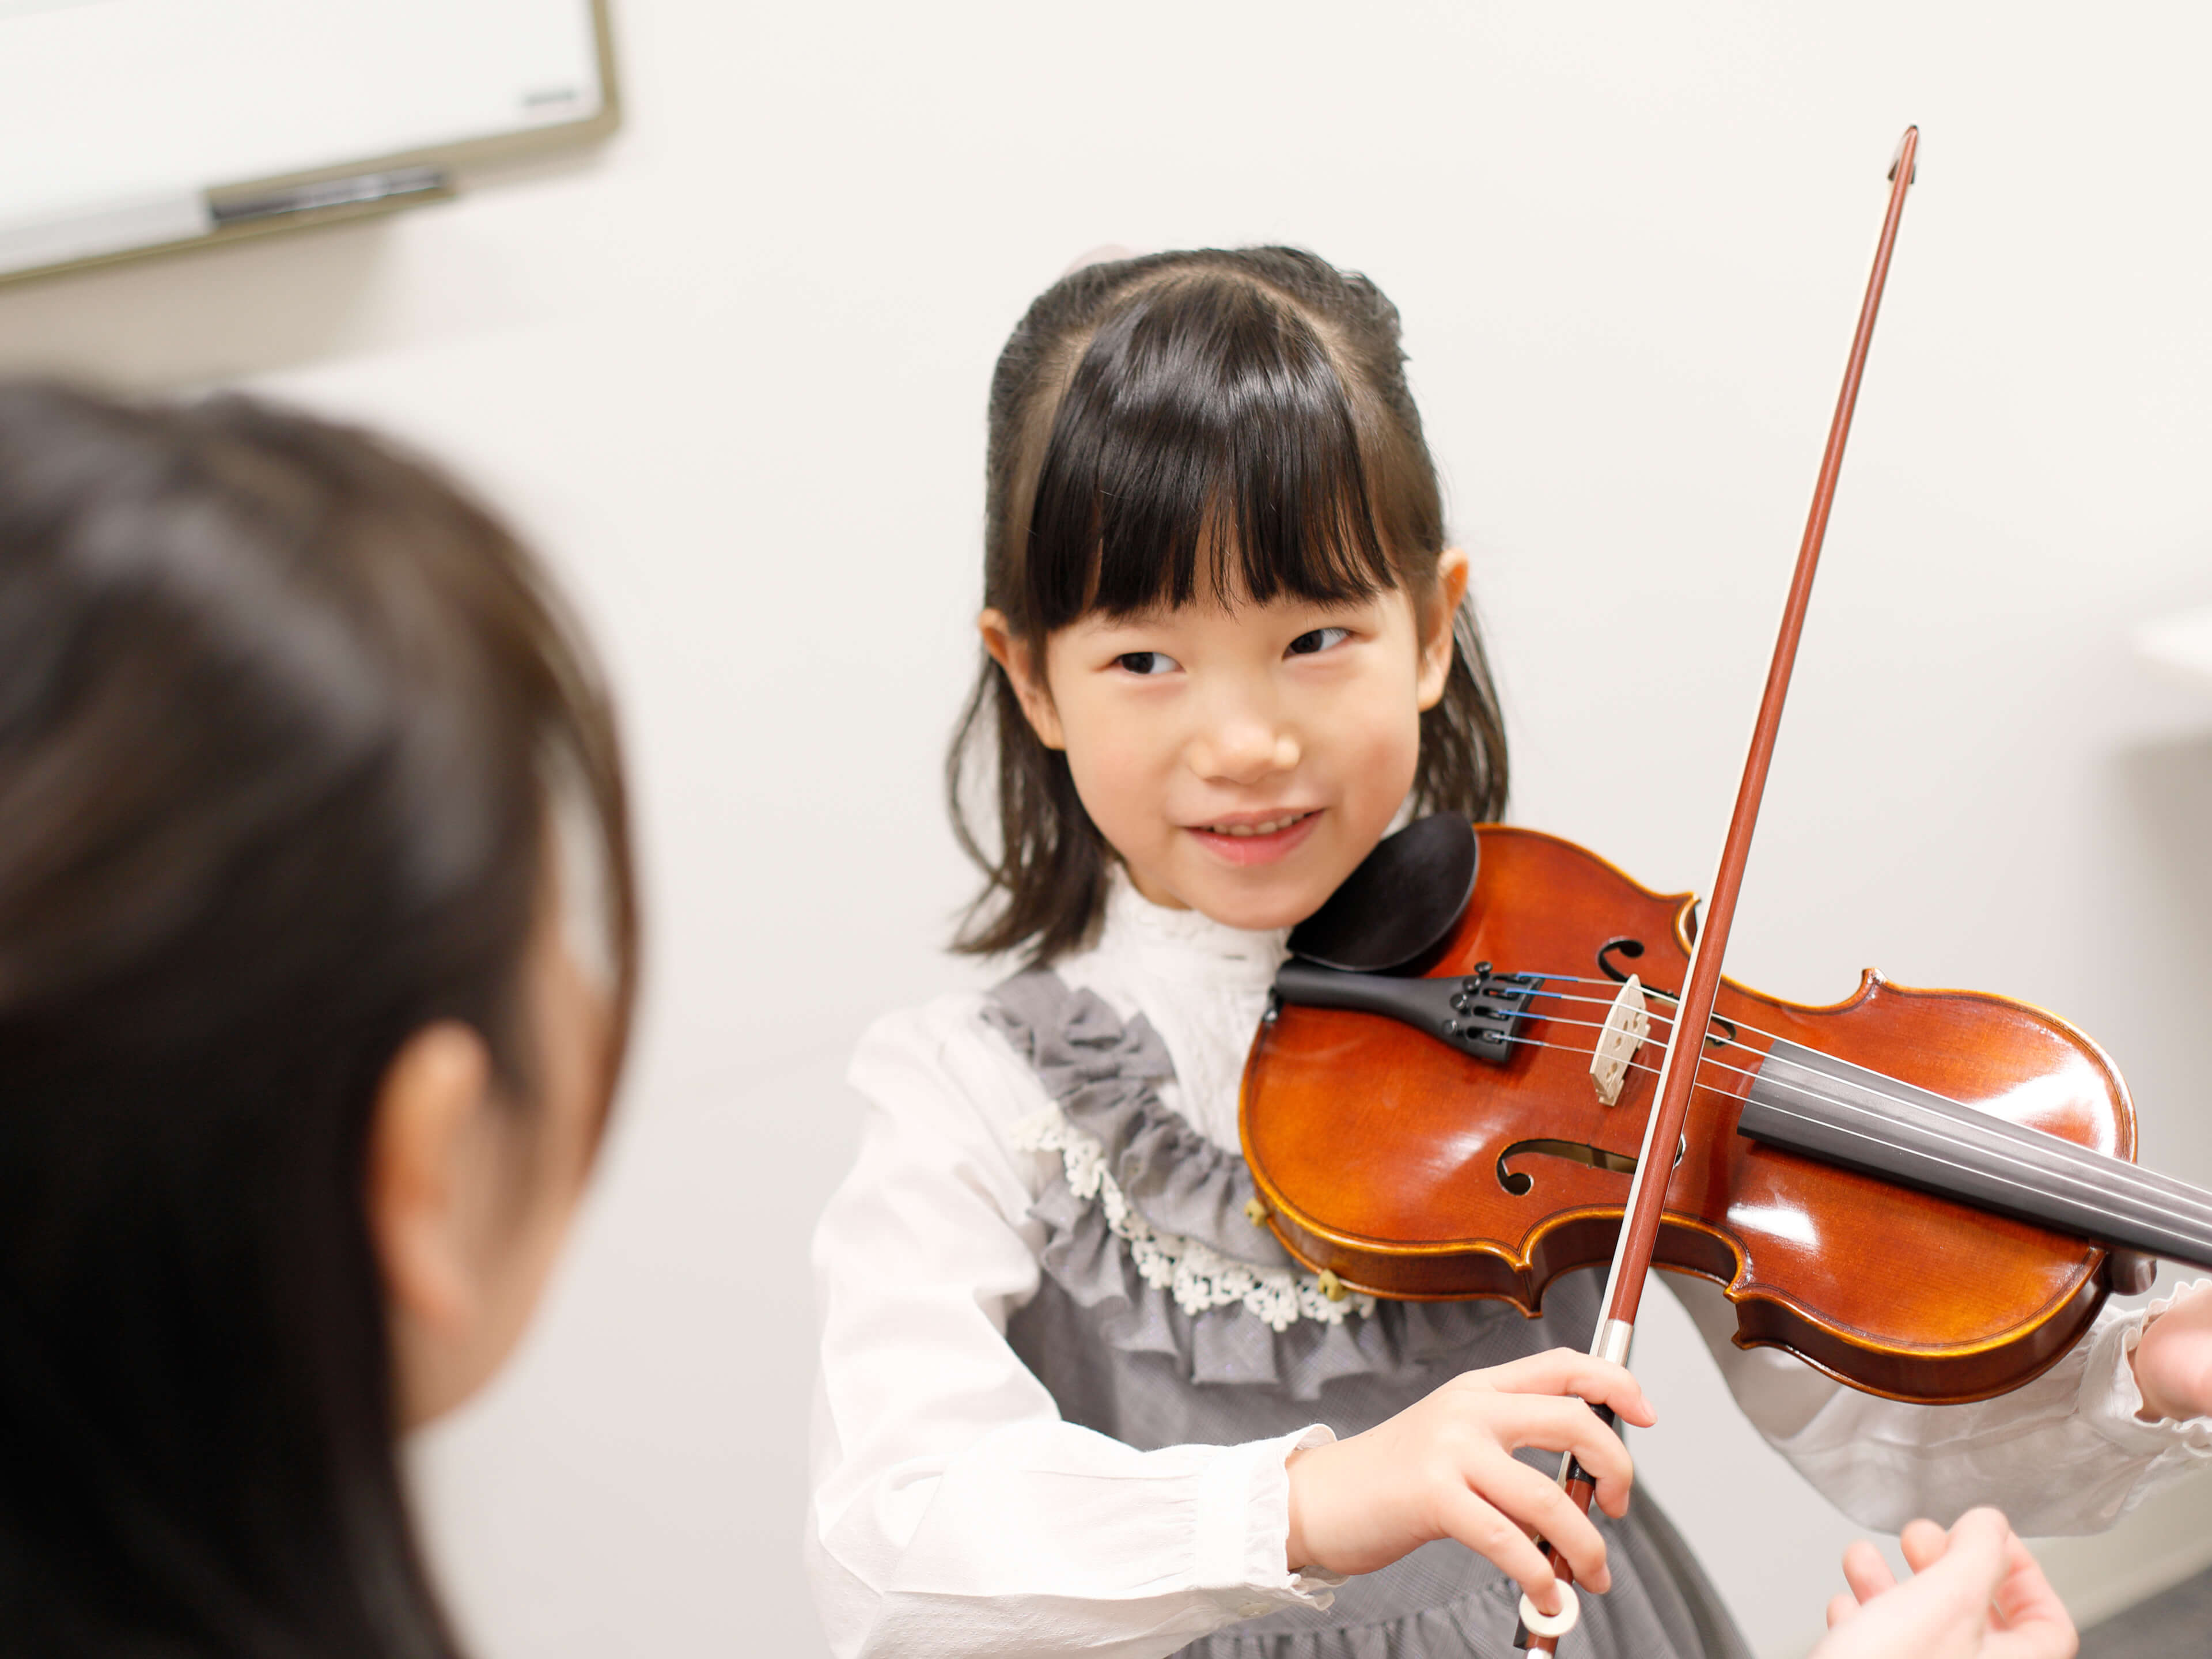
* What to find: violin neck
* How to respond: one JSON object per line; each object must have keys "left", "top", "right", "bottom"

{"left": 1738, "top": 1040, "right": 2212, "bottom": 1275}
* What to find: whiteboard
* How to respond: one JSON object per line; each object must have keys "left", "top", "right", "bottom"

{"left": 0, "top": 0, "right": 615, "bottom": 280}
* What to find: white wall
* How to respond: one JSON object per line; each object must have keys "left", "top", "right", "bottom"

{"left": 3, "top": 5, "right": 2210, "bottom": 1655}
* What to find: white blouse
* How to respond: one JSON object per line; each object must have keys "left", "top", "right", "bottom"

{"left": 806, "top": 874, "right": 2212, "bottom": 1659}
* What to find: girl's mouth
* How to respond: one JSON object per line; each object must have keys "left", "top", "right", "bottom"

{"left": 1186, "top": 809, "right": 1322, "bottom": 866}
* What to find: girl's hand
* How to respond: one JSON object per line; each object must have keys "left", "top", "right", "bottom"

{"left": 2131, "top": 1281, "right": 2212, "bottom": 1423}
{"left": 1810, "top": 1509, "right": 2076, "bottom": 1659}
{"left": 1283, "top": 1347, "right": 1655, "bottom": 1618}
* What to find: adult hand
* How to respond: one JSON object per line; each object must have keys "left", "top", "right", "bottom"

{"left": 1810, "top": 1508, "right": 2076, "bottom": 1659}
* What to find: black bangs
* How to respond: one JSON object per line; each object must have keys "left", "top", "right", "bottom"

{"left": 1022, "top": 276, "right": 1396, "bottom": 634}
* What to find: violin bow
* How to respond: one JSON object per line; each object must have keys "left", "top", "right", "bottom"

{"left": 1514, "top": 126, "right": 1921, "bottom": 1653}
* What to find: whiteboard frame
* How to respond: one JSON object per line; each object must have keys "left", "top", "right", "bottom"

{"left": 0, "top": 0, "right": 621, "bottom": 288}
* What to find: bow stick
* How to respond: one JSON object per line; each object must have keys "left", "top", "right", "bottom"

{"left": 1514, "top": 125, "right": 1920, "bottom": 1652}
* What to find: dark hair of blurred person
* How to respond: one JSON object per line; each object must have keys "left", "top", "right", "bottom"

{"left": 0, "top": 381, "right": 637, "bottom": 1657}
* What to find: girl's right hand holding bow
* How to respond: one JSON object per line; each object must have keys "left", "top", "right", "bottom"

{"left": 1283, "top": 1347, "right": 1656, "bottom": 1618}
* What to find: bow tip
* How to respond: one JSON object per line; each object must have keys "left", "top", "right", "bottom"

{"left": 1888, "top": 126, "right": 1921, "bottom": 184}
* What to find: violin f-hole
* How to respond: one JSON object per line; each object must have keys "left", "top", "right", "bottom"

{"left": 1597, "top": 937, "right": 1645, "bottom": 984}
{"left": 1497, "top": 1135, "right": 1686, "bottom": 1196}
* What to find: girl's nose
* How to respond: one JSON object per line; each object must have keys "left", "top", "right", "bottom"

{"left": 1189, "top": 715, "right": 1300, "bottom": 785}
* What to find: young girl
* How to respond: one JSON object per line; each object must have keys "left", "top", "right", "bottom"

{"left": 0, "top": 382, "right": 635, "bottom": 1656}
{"left": 808, "top": 247, "right": 2212, "bottom": 1658}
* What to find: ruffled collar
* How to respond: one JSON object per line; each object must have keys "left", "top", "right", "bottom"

{"left": 987, "top": 965, "right": 1528, "bottom": 1386}
{"left": 1070, "top": 866, "right": 1291, "bottom": 1153}
{"left": 1094, "top": 862, "right": 1289, "bottom": 990}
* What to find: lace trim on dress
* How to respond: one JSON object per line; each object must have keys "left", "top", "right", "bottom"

{"left": 1010, "top": 1103, "right": 1376, "bottom": 1333}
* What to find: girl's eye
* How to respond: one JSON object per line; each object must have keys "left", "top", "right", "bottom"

{"left": 1115, "top": 651, "right": 1180, "bottom": 676}
{"left": 1286, "top": 626, "right": 1352, "bottom": 657}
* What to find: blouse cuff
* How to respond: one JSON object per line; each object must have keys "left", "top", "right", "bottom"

{"left": 1194, "top": 1425, "right": 1347, "bottom": 1618}
{"left": 2082, "top": 1279, "right": 2212, "bottom": 1457}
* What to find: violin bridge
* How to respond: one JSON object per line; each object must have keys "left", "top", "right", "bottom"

{"left": 1589, "top": 975, "right": 1650, "bottom": 1106}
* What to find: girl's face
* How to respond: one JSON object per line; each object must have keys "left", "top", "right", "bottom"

{"left": 987, "top": 549, "right": 1469, "bottom": 933}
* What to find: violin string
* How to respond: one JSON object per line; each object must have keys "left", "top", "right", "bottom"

{"left": 1349, "top": 968, "right": 2200, "bottom": 1222}
{"left": 1499, "top": 994, "right": 1760, "bottom": 1068}
{"left": 1510, "top": 1007, "right": 1692, "bottom": 1047}
{"left": 1507, "top": 983, "right": 1777, "bottom": 1075}
{"left": 1512, "top": 977, "right": 2212, "bottom": 1219}
{"left": 1518, "top": 975, "right": 1808, "bottom": 1054}
{"left": 1701, "top": 1054, "right": 2212, "bottom": 1229}
{"left": 1478, "top": 1028, "right": 1713, "bottom": 1087}
{"left": 1512, "top": 978, "right": 2124, "bottom": 1151}
{"left": 1680, "top": 1043, "right": 2212, "bottom": 1227}
{"left": 1465, "top": 1027, "right": 2212, "bottom": 1229}
{"left": 1482, "top": 1028, "right": 1749, "bottom": 1092}
{"left": 1520, "top": 987, "right": 1687, "bottom": 1023}
{"left": 1518, "top": 974, "right": 1759, "bottom": 1040}
{"left": 1518, "top": 989, "right": 1698, "bottom": 1043}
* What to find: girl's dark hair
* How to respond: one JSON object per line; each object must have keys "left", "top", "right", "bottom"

{"left": 0, "top": 382, "right": 637, "bottom": 1657}
{"left": 948, "top": 246, "right": 1508, "bottom": 963}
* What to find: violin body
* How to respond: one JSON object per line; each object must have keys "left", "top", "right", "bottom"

{"left": 1240, "top": 824, "right": 2136, "bottom": 1405}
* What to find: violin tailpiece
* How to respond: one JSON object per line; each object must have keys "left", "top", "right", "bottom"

{"left": 1271, "top": 960, "right": 1543, "bottom": 1064}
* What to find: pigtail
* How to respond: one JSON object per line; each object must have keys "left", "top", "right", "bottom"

{"left": 1415, "top": 601, "right": 1509, "bottom": 825}
{"left": 945, "top": 660, "right": 1111, "bottom": 964}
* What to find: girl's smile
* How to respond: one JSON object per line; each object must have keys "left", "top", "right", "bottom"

{"left": 1185, "top": 806, "right": 1324, "bottom": 865}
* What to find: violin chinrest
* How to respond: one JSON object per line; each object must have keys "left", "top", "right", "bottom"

{"left": 1288, "top": 812, "right": 1476, "bottom": 973}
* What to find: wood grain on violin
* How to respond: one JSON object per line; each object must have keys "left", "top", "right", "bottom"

{"left": 1240, "top": 823, "right": 2156, "bottom": 1406}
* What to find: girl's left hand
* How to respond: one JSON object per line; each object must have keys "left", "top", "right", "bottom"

{"left": 2131, "top": 1281, "right": 2212, "bottom": 1423}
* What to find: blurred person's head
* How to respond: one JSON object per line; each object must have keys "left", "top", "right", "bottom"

{"left": 0, "top": 382, "right": 637, "bottom": 1656}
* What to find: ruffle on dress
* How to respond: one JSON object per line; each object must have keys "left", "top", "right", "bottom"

{"left": 986, "top": 969, "right": 1523, "bottom": 1402}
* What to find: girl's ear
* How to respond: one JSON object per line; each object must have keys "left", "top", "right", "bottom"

{"left": 1415, "top": 550, "right": 1472, "bottom": 711}
{"left": 979, "top": 609, "right": 1067, "bottom": 750}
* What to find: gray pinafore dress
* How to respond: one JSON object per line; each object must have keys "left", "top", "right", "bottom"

{"left": 986, "top": 970, "right": 1752, "bottom": 1659}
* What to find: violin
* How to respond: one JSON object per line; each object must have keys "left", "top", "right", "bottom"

{"left": 1240, "top": 813, "right": 2205, "bottom": 1399}
{"left": 1235, "top": 127, "right": 2212, "bottom": 1650}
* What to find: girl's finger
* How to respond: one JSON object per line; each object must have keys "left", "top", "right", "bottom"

{"left": 1463, "top": 1450, "right": 1614, "bottom": 1593}
{"left": 1430, "top": 1485, "right": 1570, "bottom": 1618}
{"left": 1478, "top": 1350, "right": 1658, "bottom": 1427}
{"left": 1839, "top": 1538, "right": 1895, "bottom": 1606}
{"left": 1476, "top": 1349, "right": 1657, "bottom": 1425}
{"left": 1824, "top": 1592, "right": 1860, "bottom": 1630}
{"left": 1480, "top": 1395, "right": 1636, "bottom": 1509}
